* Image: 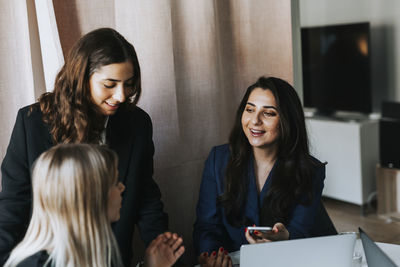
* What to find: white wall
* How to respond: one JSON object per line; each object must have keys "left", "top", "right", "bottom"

{"left": 299, "top": 0, "right": 400, "bottom": 111}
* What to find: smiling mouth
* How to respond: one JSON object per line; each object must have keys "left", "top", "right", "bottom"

{"left": 250, "top": 129, "right": 266, "bottom": 136}
{"left": 105, "top": 101, "right": 120, "bottom": 109}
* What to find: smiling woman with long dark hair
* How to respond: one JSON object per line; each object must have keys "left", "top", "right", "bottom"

{"left": 0, "top": 28, "right": 168, "bottom": 267}
{"left": 194, "top": 77, "right": 335, "bottom": 261}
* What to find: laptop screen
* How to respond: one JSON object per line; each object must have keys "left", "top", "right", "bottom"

{"left": 359, "top": 227, "right": 397, "bottom": 267}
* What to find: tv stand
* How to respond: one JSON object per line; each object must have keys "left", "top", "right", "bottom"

{"left": 313, "top": 109, "right": 336, "bottom": 117}
{"left": 306, "top": 117, "right": 379, "bottom": 213}
{"left": 305, "top": 110, "right": 371, "bottom": 122}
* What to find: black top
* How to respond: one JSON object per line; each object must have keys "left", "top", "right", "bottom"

{"left": 16, "top": 251, "right": 49, "bottom": 267}
{"left": 0, "top": 105, "right": 168, "bottom": 266}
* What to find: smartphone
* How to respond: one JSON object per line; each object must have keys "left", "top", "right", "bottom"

{"left": 247, "top": 226, "right": 273, "bottom": 235}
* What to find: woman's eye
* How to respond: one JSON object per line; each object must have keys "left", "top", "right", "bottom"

{"left": 245, "top": 108, "right": 253, "bottom": 113}
{"left": 263, "top": 111, "right": 276, "bottom": 117}
{"left": 104, "top": 84, "right": 115, "bottom": 89}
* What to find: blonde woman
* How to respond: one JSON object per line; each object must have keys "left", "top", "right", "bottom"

{"left": 4, "top": 144, "right": 184, "bottom": 267}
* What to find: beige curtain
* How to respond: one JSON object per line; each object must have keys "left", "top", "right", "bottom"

{"left": 0, "top": 0, "right": 46, "bottom": 182}
{"left": 1, "top": 0, "right": 294, "bottom": 265}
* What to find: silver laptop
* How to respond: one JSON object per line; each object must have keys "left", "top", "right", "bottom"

{"left": 240, "top": 233, "right": 356, "bottom": 267}
{"left": 359, "top": 227, "right": 397, "bottom": 267}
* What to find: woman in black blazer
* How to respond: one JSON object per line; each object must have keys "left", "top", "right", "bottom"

{"left": 0, "top": 28, "right": 168, "bottom": 267}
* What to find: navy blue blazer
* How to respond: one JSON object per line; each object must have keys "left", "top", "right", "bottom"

{"left": 0, "top": 104, "right": 168, "bottom": 267}
{"left": 193, "top": 144, "right": 325, "bottom": 255}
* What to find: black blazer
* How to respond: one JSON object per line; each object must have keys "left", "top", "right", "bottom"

{"left": 15, "top": 251, "right": 49, "bottom": 267}
{"left": 0, "top": 105, "right": 168, "bottom": 266}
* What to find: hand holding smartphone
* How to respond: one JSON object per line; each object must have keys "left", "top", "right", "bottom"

{"left": 247, "top": 226, "right": 273, "bottom": 236}
{"left": 245, "top": 223, "right": 289, "bottom": 244}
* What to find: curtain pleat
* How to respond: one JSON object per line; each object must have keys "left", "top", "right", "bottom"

{"left": 34, "top": 0, "right": 64, "bottom": 92}
{"left": 0, "top": 0, "right": 45, "bottom": 177}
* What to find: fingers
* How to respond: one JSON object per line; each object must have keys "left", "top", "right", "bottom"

{"left": 273, "top": 222, "right": 284, "bottom": 233}
{"left": 174, "top": 245, "right": 185, "bottom": 259}
{"left": 209, "top": 250, "right": 217, "bottom": 266}
{"left": 198, "top": 252, "right": 209, "bottom": 264}
{"left": 253, "top": 230, "right": 263, "bottom": 238}
{"left": 144, "top": 232, "right": 185, "bottom": 267}
{"left": 228, "top": 257, "right": 233, "bottom": 267}
{"left": 245, "top": 227, "right": 257, "bottom": 244}
{"left": 201, "top": 251, "right": 217, "bottom": 267}
{"left": 272, "top": 222, "right": 289, "bottom": 241}
{"left": 152, "top": 232, "right": 168, "bottom": 245}
{"left": 148, "top": 234, "right": 164, "bottom": 251}
{"left": 171, "top": 235, "right": 183, "bottom": 252}
{"left": 210, "top": 250, "right": 217, "bottom": 259}
{"left": 256, "top": 238, "right": 270, "bottom": 243}
{"left": 215, "top": 247, "right": 224, "bottom": 266}
{"left": 150, "top": 232, "right": 182, "bottom": 252}
{"left": 161, "top": 232, "right": 183, "bottom": 253}
{"left": 245, "top": 226, "right": 272, "bottom": 243}
{"left": 220, "top": 249, "right": 230, "bottom": 267}
{"left": 166, "top": 232, "right": 178, "bottom": 246}
{"left": 160, "top": 231, "right": 172, "bottom": 241}
{"left": 199, "top": 249, "right": 231, "bottom": 267}
{"left": 222, "top": 254, "right": 232, "bottom": 267}
{"left": 162, "top": 232, "right": 185, "bottom": 259}
{"left": 216, "top": 248, "right": 231, "bottom": 267}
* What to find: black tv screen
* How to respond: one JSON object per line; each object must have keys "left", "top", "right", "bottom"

{"left": 301, "top": 22, "right": 372, "bottom": 114}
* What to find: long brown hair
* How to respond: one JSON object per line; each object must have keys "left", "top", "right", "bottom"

{"left": 38, "top": 28, "right": 141, "bottom": 144}
{"left": 218, "top": 77, "right": 325, "bottom": 227}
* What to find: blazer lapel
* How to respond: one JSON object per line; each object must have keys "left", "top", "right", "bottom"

{"left": 106, "top": 110, "right": 134, "bottom": 184}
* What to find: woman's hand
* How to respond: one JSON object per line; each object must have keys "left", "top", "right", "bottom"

{"left": 198, "top": 247, "right": 232, "bottom": 267}
{"left": 143, "top": 232, "right": 185, "bottom": 267}
{"left": 245, "top": 223, "right": 289, "bottom": 244}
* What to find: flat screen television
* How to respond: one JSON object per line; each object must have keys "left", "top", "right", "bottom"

{"left": 301, "top": 22, "right": 372, "bottom": 115}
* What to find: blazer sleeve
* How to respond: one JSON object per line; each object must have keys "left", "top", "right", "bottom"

{"left": 135, "top": 115, "right": 168, "bottom": 246}
{"left": 193, "top": 147, "right": 231, "bottom": 256}
{"left": 286, "top": 164, "right": 326, "bottom": 239}
{"left": 0, "top": 109, "right": 32, "bottom": 265}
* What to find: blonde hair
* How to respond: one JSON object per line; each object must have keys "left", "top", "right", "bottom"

{"left": 5, "top": 144, "right": 123, "bottom": 267}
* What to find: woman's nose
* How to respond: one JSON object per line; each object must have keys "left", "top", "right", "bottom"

{"left": 251, "top": 112, "right": 262, "bottom": 125}
{"left": 113, "top": 85, "right": 126, "bottom": 103}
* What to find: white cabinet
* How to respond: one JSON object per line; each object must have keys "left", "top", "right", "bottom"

{"left": 306, "top": 117, "right": 379, "bottom": 205}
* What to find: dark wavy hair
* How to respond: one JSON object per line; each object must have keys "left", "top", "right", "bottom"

{"left": 218, "top": 77, "right": 324, "bottom": 227}
{"left": 37, "top": 28, "right": 141, "bottom": 144}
